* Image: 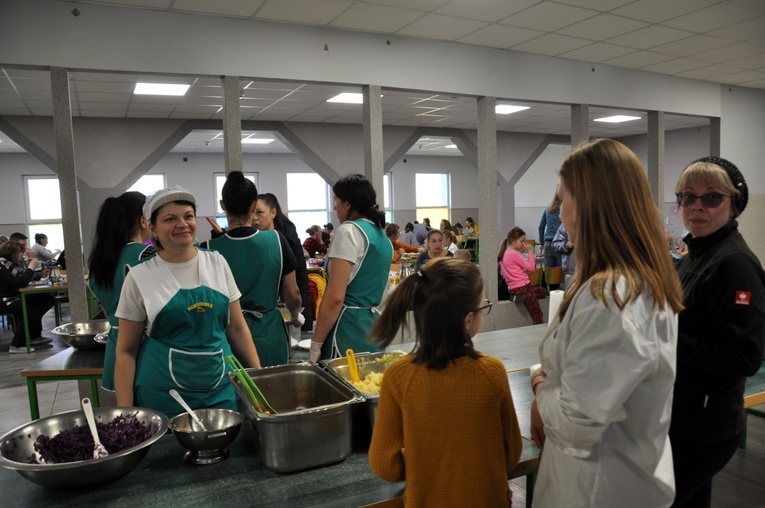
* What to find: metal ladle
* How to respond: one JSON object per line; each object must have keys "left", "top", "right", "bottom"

{"left": 169, "top": 389, "right": 208, "bottom": 432}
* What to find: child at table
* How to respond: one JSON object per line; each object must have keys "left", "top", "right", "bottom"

{"left": 368, "top": 258, "right": 522, "bottom": 507}
{"left": 498, "top": 227, "right": 548, "bottom": 324}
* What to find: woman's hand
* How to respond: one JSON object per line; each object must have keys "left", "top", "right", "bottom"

{"left": 531, "top": 398, "right": 546, "bottom": 448}
{"left": 530, "top": 367, "right": 547, "bottom": 448}
{"left": 205, "top": 216, "right": 223, "bottom": 233}
{"left": 309, "top": 341, "right": 323, "bottom": 362}
{"left": 27, "top": 258, "right": 40, "bottom": 270}
{"left": 530, "top": 367, "right": 547, "bottom": 394}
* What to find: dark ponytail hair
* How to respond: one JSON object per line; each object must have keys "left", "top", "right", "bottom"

{"left": 497, "top": 227, "right": 526, "bottom": 263}
{"left": 257, "top": 193, "right": 288, "bottom": 233}
{"left": 34, "top": 233, "right": 47, "bottom": 244}
{"left": 332, "top": 174, "right": 385, "bottom": 228}
{"left": 89, "top": 191, "right": 146, "bottom": 290}
{"left": 370, "top": 258, "right": 482, "bottom": 370}
{"left": 222, "top": 171, "right": 258, "bottom": 217}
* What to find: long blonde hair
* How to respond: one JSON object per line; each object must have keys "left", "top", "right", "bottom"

{"left": 558, "top": 139, "right": 683, "bottom": 318}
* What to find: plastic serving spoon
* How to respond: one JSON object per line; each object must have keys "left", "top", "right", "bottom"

{"left": 346, "top": 349, "right": 361, "bottom": 384}
{"left": 169, "top": 389, "right": 208, "bottom": 432}
{"left": 81, "top": 398, "right": 109, "bottom": 459}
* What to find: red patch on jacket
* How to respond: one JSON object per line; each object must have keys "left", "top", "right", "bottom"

{"left": 735, "top": 291, "right": 751, "bottom": 306}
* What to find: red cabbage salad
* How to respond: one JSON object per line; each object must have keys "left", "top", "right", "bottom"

{"left": 28, "top": 412, "right": 153, "bottom": 464}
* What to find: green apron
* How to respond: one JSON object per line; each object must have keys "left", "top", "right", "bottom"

{"left": 321, "top": 219, "right": 393, "bottom": 359}
{"left": 131, "top": 254, "right": 236, "bottom": 418}
{"left": 89, "top": 242, "right": 152, "bottom": 392}
{"left": 209, "top": 230, "right": 290, "bottom": 367}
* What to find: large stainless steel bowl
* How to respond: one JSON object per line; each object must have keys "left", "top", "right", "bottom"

{"left": 168, "top": 408, "right": 244, "bottom": 465}
{"left": 0, "top": 406, "right": 168, "bottom": 489}
{"left": 51, "top": 320, "right": 110, "bottom": 350}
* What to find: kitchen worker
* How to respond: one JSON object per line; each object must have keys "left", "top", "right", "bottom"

{"left": 114, "top": 186, "right": 260, "bottom": 417}
{"left": 203, "top": 171, "right": 302, "bottom": 367}
{"left": 88, "top": 191, "right": 154, "bottom": 391}
{"left": 309, "top": 174, "right": 393, "bottom": 361}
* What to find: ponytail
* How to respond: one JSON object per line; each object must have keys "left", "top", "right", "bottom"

{"left": 332, "top": 174, "right": 385, "bottom": 229}
{"left": 367, "top": 204, "right": 386, "bottom": 229}
{"left": 370, "top": 258, "right": 482, "bottom": 370}
{"left": 88, "top": 192, "right": 145, "bottom": 290}
{"left": 496, "top": 238, "right": 509, "bottom": 263}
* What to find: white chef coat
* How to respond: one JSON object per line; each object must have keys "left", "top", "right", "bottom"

{"left": 534, "top": 276, "right": 677, "bottom": 508}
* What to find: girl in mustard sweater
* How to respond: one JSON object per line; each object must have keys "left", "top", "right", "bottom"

{"left": 368, "top": 258, "right": 522, "bottom": 507}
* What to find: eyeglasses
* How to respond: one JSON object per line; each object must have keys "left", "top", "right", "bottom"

{"left": 676, "top": 192, "right": 730, "bottom": 208}
{"left": 473, "top": 299, "right": 493, "bottom": 316}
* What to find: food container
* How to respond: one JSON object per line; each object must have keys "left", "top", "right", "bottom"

{"left": 321, "top": 350, "right": 407, "bottom": 430}
{"left": 168, "top": 408, "right": 244, "bottom": 465}
{"left": 0, "top": 406, "right": 167, "bottom": 489}
{"left": 228, "top": 362, "right": 364, "bottom": 473}
{"left": 51, "top": 320, "right": 110, "bottom": 350}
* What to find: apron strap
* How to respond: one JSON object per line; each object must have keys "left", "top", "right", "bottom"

{"left": 242, "top": 307, "right": 277, "bottom": 320}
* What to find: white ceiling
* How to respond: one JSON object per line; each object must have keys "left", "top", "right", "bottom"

{"left": 4, "top": 0, "right": 757, "bottom": 154}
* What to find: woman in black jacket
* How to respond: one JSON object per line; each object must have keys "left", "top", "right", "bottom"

{"left": 256, "top": 193, "right": 313, "bottom": 331}
{"left": 670, "top": 157, "right": 765, "bottom": 507}
{"left": 0, "top": 241, "right": 56, "bottom": 353}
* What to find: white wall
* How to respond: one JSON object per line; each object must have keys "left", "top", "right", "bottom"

{"left": 0, "top": 153, "right": 55, "bottom": 227}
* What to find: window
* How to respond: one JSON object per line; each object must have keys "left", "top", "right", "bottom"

{"left": 286, "top": 173, "right": 329, "bottom": 239}
{"left": 214, "top": 173, "right": 258, "bottom": 215}
{"left": 24, "top": 176, "right": 64, "bottom": 253}
{"left": 128, "top": 174, "right": 166, "bottom": 197}
{"left": 383, "top": 173, "right": 392, "bottom": 224}
{"left": 415, "top": 173, "right": 449, "bottom": 225}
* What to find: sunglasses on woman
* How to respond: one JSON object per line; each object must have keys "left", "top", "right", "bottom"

{"left": 676, "top": 192, "right": 730, "bottom": 208}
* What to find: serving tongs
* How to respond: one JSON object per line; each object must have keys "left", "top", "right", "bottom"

{"left": 346, "top": 349, "right": 361, "bottom": 384}
{"left": 225, "top": 355, "right": 277, "bottom": 415}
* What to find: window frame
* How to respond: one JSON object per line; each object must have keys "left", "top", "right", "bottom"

{"left": 127, "top": 173, "right": 167, "bottom": 198}
{"left": 23, "top": 175, "right": 64, "bottom": 253}
{"left": 285, "top": 172, "right": 331, "bottom": 237}
{"left": 213, "top": 172, "right": 259, "bottom": 216}
{"left": 415, "top": 172, "right": 450, "bottom": 224}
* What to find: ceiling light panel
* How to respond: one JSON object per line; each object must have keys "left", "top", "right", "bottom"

{"left": 327, "top": 92, "right": 364, "bottom": 103}
{"left": 134, "top": 83, "right": 191, "bottom": 96}
{"left": 593, "top": 115, "right": 641, "bottom": 123}
{"left": 496, "top": 105, "right": 530, "bottom": 114}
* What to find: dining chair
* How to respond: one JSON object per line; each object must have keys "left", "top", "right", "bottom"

{"left": 528, "top": 268, "right": 544, "bottom": 287}
{"left": 544, "top": 267, "right": 565, "bottom": 294}
{"left": 0, "top": 312, "right": 16, "bottom": 332}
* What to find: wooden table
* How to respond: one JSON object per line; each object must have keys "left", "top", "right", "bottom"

{"left": 741, "top": 361, "right": 765, "bottom": 448}
{"left": 19, "top": 283, "right": 70, "bottom": 354}
{"left": 18, "top": 282, "right": 99, "bottom": 353}
{"left": 19, "top": 347, "right": 104, "bottom": 420}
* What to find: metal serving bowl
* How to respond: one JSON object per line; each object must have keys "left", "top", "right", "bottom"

{"left": 0, "top": 406, "right": 168, "bottom": 489}
{"left": 168, "top": 408, "right": 244, "bottom": 465}
{"left": 51, "top": 320, "right": 110, "bottom": 350}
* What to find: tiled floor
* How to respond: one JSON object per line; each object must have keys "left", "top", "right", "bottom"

{"left": 0, "top": 307, "right": 81, "bottom": 435}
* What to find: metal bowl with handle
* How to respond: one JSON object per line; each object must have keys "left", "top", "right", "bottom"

{"left": 51, "top": 320, "right": 110, "bottom": 350}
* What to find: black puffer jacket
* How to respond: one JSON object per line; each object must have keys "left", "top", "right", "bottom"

{"left": 670, "top": 221, "right": 765, "bottom": 441}
{"left": 0, "top": 257, "right": 34, "bottom": 300}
